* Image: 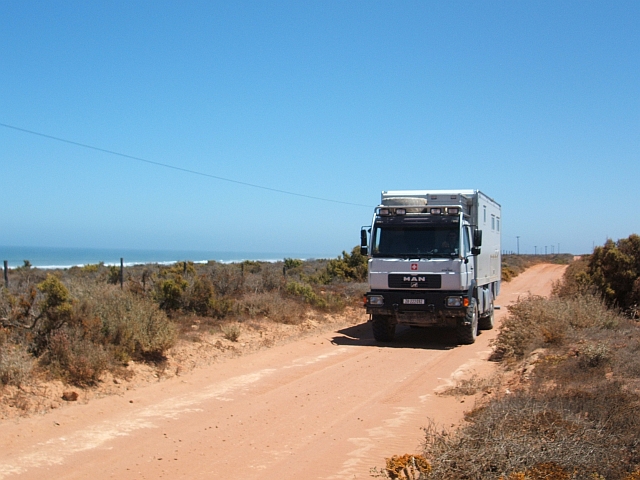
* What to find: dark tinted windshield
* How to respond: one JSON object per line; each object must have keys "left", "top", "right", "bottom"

{"left": 372, "top": 226, "right": 459, "bottom": 258}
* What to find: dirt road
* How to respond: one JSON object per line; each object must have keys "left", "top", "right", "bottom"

{"left": 0, "top": 264, "right": 566, "bottom": 479}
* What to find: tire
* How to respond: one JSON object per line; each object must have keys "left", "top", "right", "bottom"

{"left": 372, "top": 314, "right": 395, "bottom": 342}
{"left": 457, "top": 298, "right": 478, "bottom": 345}
{"left": 478, "top": 299, "right": 495, "bottom": 331}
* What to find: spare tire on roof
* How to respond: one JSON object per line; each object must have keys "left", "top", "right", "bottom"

{"left": 381, "top": 197, "right": 427, "bottom": 213}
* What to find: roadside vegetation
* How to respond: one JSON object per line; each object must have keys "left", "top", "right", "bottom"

{"left": 0, "top": 247, "right": 367, "bottom": 389}
{"left": 377, "top": 234, "right": 640, "bottom": 479}
{"left": 502, "top": 253, "right": 573, "bottom": 282}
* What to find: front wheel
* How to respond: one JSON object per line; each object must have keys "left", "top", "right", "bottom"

{"left": 478, "top": 299, "right": 495, "bottom": 330}
{"left": 457, "top": 298, "right": 478, "bottom": 345}
{"left": 372, "top": 314, "right": 395, "bottom": 342}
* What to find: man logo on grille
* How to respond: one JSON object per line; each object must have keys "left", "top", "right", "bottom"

{"left": 403, "top": 276, "right": 426, "bottom": 282}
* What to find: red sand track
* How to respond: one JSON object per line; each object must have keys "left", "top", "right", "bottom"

{"left": 0, "top": 264, "right": 565, "bottom": 479}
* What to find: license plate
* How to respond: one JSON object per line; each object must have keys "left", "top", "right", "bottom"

{"left": 403, "top": 299, "right": 425, "bottom": 305}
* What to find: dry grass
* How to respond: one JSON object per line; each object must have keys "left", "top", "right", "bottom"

{"left": 437, "top": 373, "right": 501, "bottom": 398}
{"left": 0, "top": 344, "right": 34, "bottom": 387}
{"left": 490, "top": 294, "right": 620, "bottom": 363}
{"left": 220, "top": 323, "right": 241, "bottom": 342}
{"left": 416, "top": 289, "right": 640, "bottom": 479}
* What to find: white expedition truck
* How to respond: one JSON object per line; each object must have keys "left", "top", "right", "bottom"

{"left": 360, "top": 190, "right": 501, "bottom": 344}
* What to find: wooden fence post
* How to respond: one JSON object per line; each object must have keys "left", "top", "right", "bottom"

{"left": 120, "top": 258, "right": 124, "bottom": 289}
{"left": 3, "top": 260, "right": 8, "bottom": 288}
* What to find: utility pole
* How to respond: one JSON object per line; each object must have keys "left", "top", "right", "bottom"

{"left": 545, "top": 246, "right": 548, "bottom": 255}
{"left": 534, "top": 246, "right": 537, "bottom": 255}
{"left": 516, "top": 236, "right": 520, "bottom": 255}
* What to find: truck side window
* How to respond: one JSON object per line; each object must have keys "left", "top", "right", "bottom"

{"left": 463, "top": 227, "right": 471, "bottom": 256}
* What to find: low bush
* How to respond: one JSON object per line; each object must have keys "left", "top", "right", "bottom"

{"left": 155, "top": 275, "right": 189, "bottom": 312}
{"left": 184, "top": 275, "right": 216, "bottom": 316}
{"left": 285, "top": 281, "right": 345, "bottom": 311}
{"left": 221, "top": 323, "right": 241, "bottom": 342}
{"left": 0, "top": 344, "right": 34, "bottom": 387}
{"left": 421, "top": 377, "right": 640, "bottom": 479}
{"left": 45, "top": 329, "right": 109, "bottom": 386}
{"left": 552, "top": 255, "right": 592, "bottom": 298}
{"left": 490, "top": 294, "right": 620, "bottom": 362}
{"left": 210, "top": 263, "right": 244, "bottom": 296}
{"left": 95, "top": 289, "right": 177, "bottom": 359}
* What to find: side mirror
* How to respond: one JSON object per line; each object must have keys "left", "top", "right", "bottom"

{"left": 360, "top": 227, "right": 368, "bottom": 256}
{"left": 474, "top": 229, "right": 483, "bottom": 247}
{"left": 471, "top": 246, "right": 481, "bottom": 256}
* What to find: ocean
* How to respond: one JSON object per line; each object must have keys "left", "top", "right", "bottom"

{"left": 0, "top": 246, "right": 329, "bottom": 269}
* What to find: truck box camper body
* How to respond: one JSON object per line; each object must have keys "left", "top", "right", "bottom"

{"left": 361, "top": 190, "right": 501, "bottom": 344}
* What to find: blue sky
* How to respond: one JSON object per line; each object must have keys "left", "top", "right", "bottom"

{"left": 1, "top": 1, "right": 638, "bottom": 257}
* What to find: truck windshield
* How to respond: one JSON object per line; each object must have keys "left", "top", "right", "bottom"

{"left": 372, "top": 226, "right": 459, "bottom": 258}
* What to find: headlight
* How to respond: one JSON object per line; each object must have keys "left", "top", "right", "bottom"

{"left": 446, "top": 296, "right": 463, "bottom": 307}
{"left": 368, "top": 295, "right": 384, "bottom": 306}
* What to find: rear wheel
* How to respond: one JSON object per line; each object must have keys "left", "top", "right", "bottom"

{"left": 372, "top": 314, "right": 395, "bottom": 342}
{"left": 478, "top": 298, "right": 495, "bottom": 330}
{"left": 457, "top": 299, "right": 478, "bottom": 345}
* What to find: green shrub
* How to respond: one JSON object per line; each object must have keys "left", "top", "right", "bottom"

{"left": 241, "top": 260, "right": 263, "bottom": 274}
{"left": 184, "top": 275, "right": 216, "bottom": 316}
{"left": 107, "top": 265, "right": 121, "bottom": 285}
{"left": 325, "top": 246, "right": 368, "bottom": 282}
{"left": 588, "top": 234, "right": 640, "bottom": 314}
{"left": 552, "top": 255, "right": 592, "bottom": 297}
{"left": 285, "top": 281, "right": 345, "bottom": 311}
{"left": 29, "top": 275, "right": 74, "bottom": 354}
{"left": 284, "top": 258, "right": 303, "bottom": 270}
{"left": 155, "top": 275, "right": 189, "bottom": 311}
{"left": 286, "top": 281, "right": 324, "bottom": 307}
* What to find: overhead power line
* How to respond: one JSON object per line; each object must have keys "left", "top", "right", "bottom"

{"left": 0, "top": 122, "right": 373, "bottom": 208}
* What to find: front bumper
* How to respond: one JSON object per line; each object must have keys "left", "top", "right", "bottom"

{"left": 365, "top": 289, "right": 467, "bottom": 325}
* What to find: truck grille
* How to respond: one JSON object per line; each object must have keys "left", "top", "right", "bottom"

{"left": 388, "top": 274, "right": 441, "bottom": 289}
